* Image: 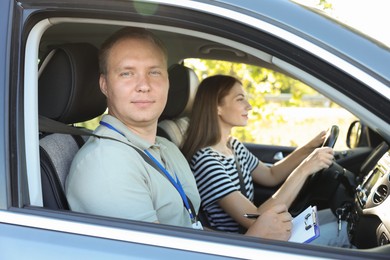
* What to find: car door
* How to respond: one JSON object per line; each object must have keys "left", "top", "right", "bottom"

{"left": 2, "top": 0, "right": 390, "bottom": 259}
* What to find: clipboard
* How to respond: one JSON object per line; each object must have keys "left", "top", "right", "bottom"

{"left": 288, "top": 205, "right": 319, "bottom": 243}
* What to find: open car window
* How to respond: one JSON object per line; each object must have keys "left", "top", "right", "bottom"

{"left": 184, "top": 59, "right": 358, "bottom": 150}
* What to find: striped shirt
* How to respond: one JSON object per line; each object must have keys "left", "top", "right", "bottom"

{"left": 190, "top": 138, "right": 259, "bottom": 233}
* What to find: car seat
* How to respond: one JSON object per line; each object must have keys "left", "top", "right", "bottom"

{"left": 38, "top": 42, "right": 106, "bottom": 210}
{"left": 157, "top": 64, "right": 214, "bottom": 228}
{"left": 157, "top": 64, "right": 199, "bottom": 147}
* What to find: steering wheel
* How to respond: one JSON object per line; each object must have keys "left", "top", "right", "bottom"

{"left": 289, "top": 125, "right": 340, "bottom": 216}
{"left": 322, "top": 125, "right": 339, "bottom": 149}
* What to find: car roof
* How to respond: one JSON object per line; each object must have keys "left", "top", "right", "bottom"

{"left": 35, "top": 0, "right": 390, "bottom": 84}
{"left": 192, "top": 0, "right": 390, "bottom": 81}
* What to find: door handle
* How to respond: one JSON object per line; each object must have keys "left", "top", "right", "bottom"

{"left": 273, "top": 151, "right": 284, "bottom": 161}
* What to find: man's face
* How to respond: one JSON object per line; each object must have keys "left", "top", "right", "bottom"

{"left": 100, "top": 37, "right": 169, "bottom": 130}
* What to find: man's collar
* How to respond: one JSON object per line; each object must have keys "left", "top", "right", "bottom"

{"left": 100, "top": 114, "right": 165, "bottom": 151}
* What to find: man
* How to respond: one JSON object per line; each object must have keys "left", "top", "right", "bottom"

{"left": 65, "top": 27, "right": 292, "bottom": 240}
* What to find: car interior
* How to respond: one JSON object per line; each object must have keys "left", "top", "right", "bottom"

{"left": 25, "top": 16, "right": 390, "bottom": 253}
{"left": 38, "top": 42, "right": 106, "bottom": 210}
{"left": 157, "top": 63, "right": 199, "bottom": 148}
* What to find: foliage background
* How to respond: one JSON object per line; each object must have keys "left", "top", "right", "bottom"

{"left": 184, "top": 59, "right": 356, "bottom": 150}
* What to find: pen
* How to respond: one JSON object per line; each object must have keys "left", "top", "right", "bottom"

{"left": 243, "top": 213, "right": 260, "bottom": 219}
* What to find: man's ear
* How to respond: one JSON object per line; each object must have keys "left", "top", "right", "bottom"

{"left": 99, "top": 74, "right": 108, "bottom": 96}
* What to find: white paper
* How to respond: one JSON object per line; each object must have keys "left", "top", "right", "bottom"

{"left": 289, "top": 205, "right": 319, "bottom": 243}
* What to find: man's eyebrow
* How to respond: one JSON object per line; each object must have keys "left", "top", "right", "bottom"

{"left": 111, "top": 63, "right": 167, "bottom": 73}
{"left": 149, "top": 65, "right": 167, "bottom": 70}
{"left": 112, "top": 65, "right": 134, "bottom": 72}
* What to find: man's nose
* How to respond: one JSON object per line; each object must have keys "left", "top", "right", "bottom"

{"left": 135, "top": 74, "right": 151, "bottom": 92}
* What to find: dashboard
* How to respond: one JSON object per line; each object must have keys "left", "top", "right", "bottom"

{"left": 349, "top": 142, "right": 390, "bottom": 248}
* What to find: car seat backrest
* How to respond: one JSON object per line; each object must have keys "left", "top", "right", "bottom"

{"left": 38, "top": 42, "right": 106, "bottom": 210}
{"left": 157, "top": 64, "right": 199, "bottom": 147}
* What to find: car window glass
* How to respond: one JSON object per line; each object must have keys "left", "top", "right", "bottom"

{"left": 184, "top": 59, "right": 357, "bottom": 150}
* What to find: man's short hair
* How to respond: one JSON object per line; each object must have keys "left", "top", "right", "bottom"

{"left": 99, "top": 27, "right": 167, "bottom": 75}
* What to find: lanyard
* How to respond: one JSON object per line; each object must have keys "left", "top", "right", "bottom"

{"left": 99, "top": 121, "right": 196, "bottom": 223}
{"left": 143, "top": 150, "right": 195, "bottom": 222}
{"left": 100, "top": 121, "right": 125, "bottom": 137}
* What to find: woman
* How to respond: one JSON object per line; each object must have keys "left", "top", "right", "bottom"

{"left": 181, "top": 75, "right": 333, "bottom": 234}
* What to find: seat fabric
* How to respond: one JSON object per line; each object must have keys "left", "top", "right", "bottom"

{"left": 40, "top": 134, "right": 82, "bottom": 209}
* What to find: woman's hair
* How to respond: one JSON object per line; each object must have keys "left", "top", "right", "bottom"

{"left": 181, "top": 75, "right": 241, "bottom": 161}
{"left": 98, "top": 27, "right": 167, "bottom": 75}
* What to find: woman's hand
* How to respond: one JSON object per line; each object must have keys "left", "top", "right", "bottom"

{"left": 305, "top": 130, "right": 327, "bottom": 150}
{"left": 299, "top": 147, "right": 334, "bottom": 177}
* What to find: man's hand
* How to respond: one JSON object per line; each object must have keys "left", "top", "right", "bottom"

{"left": 246, "top": 204, "right": 292, "bottom": 241}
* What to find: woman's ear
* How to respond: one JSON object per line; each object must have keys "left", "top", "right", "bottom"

{"left": 217, "top": 105, "right": 222, "bottom": 115}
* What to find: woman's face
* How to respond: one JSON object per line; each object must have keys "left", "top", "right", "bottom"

{"left": 217, "top": 82, "right": 252, "bottom": 129}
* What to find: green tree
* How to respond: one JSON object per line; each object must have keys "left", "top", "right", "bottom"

{"left": 318, "top": 0, "right": 332, "bottom": 10}
{"left": 184, "top": 59, "right": 318, "bottom": 142}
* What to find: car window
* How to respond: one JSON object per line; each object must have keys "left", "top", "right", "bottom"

{"left": 185, "top": 59, "right": 357, "bottom": 150}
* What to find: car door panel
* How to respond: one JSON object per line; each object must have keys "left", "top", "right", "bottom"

{"left": 245, "top": 143, "right": 296, "bottom": 166}
{"left": 244, "top": 143, "right": 295, "bottom": 206}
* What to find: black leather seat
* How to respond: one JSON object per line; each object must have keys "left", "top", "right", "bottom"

{"left": 38, "top": 43, "right": 106, "bottom": 210}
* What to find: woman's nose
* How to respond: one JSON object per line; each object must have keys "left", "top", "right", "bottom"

{"left": 246, "top": 101, "right": 252, "bottom": 110}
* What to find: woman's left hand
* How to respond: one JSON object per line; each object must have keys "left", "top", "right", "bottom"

{"left": 305, "top": 130, "right": 327, "bottom": 150}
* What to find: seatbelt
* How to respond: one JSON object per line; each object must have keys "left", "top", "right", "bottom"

{"left": 39, "top": 116, "right": 167, "bottom": 173}
{"left": 234, "top": 155, "right": 247, "bottom": 196}
{"left": 228, "top": 140, "right": 248, "bottom": 234}
{"left": 233, "top": 154, "right": 248, "bottom": 234}
{"left": 39, "top": 115, "right": 198, "bottom": 222}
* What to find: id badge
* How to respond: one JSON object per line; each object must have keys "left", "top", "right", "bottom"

{"left": 192, "top": 221, "right": 203, "bottom": 230}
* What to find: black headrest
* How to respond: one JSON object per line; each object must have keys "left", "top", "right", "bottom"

{"left": 38, "top": 43, "right": 106, "bottom": 124}
{"left": 160, "top": 64, "right": 199, "bottom": 121}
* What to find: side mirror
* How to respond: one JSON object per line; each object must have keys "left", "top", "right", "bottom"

{"left": 346, "top": 120, "right": 362, "bottom": 149}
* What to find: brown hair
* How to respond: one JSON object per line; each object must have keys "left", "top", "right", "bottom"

{"left": 98, "top": 27, "right": 167, "bottom": 75}
{"left": 181, "top": 75, "right": 241, "bottom": 161}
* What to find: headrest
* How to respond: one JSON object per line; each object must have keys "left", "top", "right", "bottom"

{"left": 160, "top": 64, "right": 199, "bottom": 120}
{"left": 38, "top": 43, "right": 107, "bottom": 124}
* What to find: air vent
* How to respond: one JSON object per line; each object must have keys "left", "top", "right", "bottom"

{"left": 373, "top": 185, "right": 388, "bottom": 204}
